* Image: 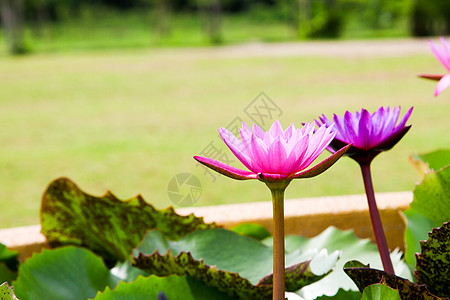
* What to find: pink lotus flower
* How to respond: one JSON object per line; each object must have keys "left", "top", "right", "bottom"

{"left": 194, "top": 120, "right": 350, "bottom": 184}
{"left": 419, "top": 37, "right": 450, "bottom": 96}
{"left": 316, "top": 106, "right": 413, "bottom": 164}
{"left": 195, "top": 120, "right": 350, "bottom": 299}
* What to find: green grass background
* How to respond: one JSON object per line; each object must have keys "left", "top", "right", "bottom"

{"left": 0, "top": 7, "right": 411, "bottom": 56}
{"left": 1, "top": 46, "right": 449, "bottom": 228}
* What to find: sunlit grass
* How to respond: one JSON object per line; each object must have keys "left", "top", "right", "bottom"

{"left": 0, "top": 47, "right": 448, "bottom": 228}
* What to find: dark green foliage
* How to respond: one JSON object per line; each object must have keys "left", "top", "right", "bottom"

{"left": 0, "top": 245, "right": 18, "bottom": 273}
{"left": 300, "top": 0, "right": 345, "bottom": 38}
{"left": 0, "top": 244, "right": 19, "bottom": 285}
{"left": 410, "top": 0, "right": 450, "bottom": 36}
{"left": 0, "top": 265, "right": 17, "bottom": 287}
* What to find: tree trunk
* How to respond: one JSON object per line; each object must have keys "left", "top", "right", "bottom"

{"left": 205, "top": 0, "right": 222, "bottom": 44}
{"left": 155, "top": 0, "right": 170, "bottom": 42}
{"left": 31, "top": 0, "right": 49, "bottom": 38}
{"left": 0, "top": 0, "right": 27, "bottom": 54}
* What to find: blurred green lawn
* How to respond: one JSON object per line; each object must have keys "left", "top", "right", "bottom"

{"left": 1, "top": 44, "right": 449, "bottom": 228}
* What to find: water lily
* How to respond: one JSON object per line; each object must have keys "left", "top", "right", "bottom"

{"left": 195, "top": 120, "right": 350, "bottom": 300}
{"left": 316, "top": 106, "right": 413, "bottom": 164}
{"left": 316, "top": 106, "right": 413, "bottom": 275}
{"left": 419, "top": 37, "right": 450, "bottom": 96}
{"left": 195, "top": 121, "right": 350, "bottom": 183}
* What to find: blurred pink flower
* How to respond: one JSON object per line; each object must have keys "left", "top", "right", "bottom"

{"left": 194, "top": 120, "right": 350, "bottom": 183}
{"left": 419, "top": 37, "right": 450, "bottom": 96}
{"left": 316, "top": 106, "right": 413, "bottom": 164}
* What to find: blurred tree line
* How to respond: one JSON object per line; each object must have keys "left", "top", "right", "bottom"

{"left": 1, "top": 0, "right": 449, "bottom": 54}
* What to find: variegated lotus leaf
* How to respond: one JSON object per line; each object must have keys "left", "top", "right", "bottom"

{"left": 40, "top": 178, "right": 216, "bottom": 262}
{"left": 132, "top": 229, "right": 332, "bottom": 299}
{"left": 134, "top": 250, "right": 272, "bottom": 299}
{"left": 0, "top": 282, "right": 19, "bottom": 300}
{"left": 257, "top": 258, "right": 329, "bottom": 292}
{"left": 415, "top": 222, "right": 450, "bottom": 298}
{"left": 344, "top": 261, "right": 447, "bottom": 300}
{"left": 133, "top": 250, "right": 325, "bottom": 300}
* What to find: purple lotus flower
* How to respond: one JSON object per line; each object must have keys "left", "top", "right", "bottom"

{"left": 316, "top": 106, "right": 413, "bottom": 275}
{"left": 419, "top": 37, "right": 450, "bottom": 96}
{"left": 195, "top": 120, "right": 350, "bottom": 184}
{"left": 316, "top": 106, "right": 413, "bottom": 164}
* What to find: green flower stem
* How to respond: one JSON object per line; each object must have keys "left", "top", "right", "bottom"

{"left": 271, "top": 187, "right": 286, "bottom": 300}
{"left": 360, "top": 163, "right": 395, "bottom": 275}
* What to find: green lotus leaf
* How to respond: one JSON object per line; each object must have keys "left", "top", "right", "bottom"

{"left": 92, "top": 275, "right": 234, "bottom": 300}
{"left": 361, "top": 282, "right": 401, "bottom": 300}
{"left": 343, "top": 261, "right": 446, "bottom": 300}
{"left": 230, "top": 223, "right": 272, "bottom": 241}
{"left": 132, "top": 229, "right": 334, "bottom": 299}
{"left": 315, "top": 288, "right": 361, "bottom": 300}
{"left": 410, "top": 149, "right": 450, "bottom": 176}
{"left": 13, "top": 246, "right": 120, "bottom": 300}
{"left": 40, "top": 178, "right": 217, "bottom": 262}
{"left": 405, "top": 166, "right": 450, "bottom": 271}
{"left": 264, "top": 227, "right": 411, "bottom": 299}
{"left": 415, "top": 222, "right": 450, "bottom": 298}
{"left": 0, "top": 282, "right": 19, "bottom": 300}
{"left": 410, "top": 166, "right": 450, "bottom": 225}
{"left": 403, "top": 209, "right": 441, "bottom": 272}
